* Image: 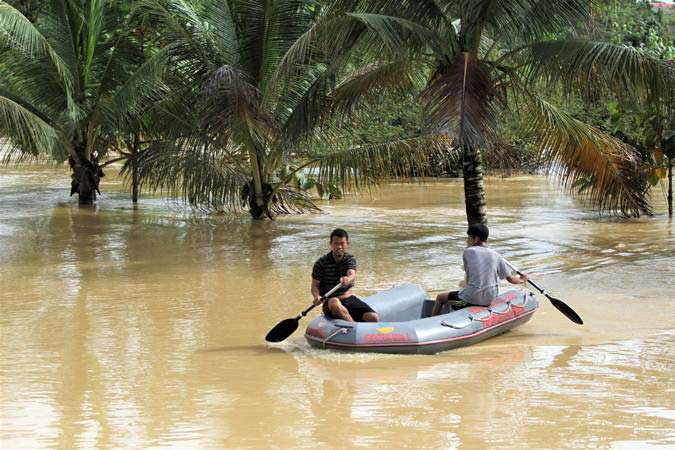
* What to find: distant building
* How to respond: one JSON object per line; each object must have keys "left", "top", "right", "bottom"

{"left": 648, "top": 1, "right": 674, "bottom": 10}
{"left": 643, "top": 1, "right": 675, "bottom": 35}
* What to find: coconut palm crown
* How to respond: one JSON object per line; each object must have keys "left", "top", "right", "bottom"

{"left": 284, "top": 0, "right": 675, "bottom": 223}
{"left": 0, "top": 0, "right": 170, "bottom": 203}
{"left": 128, "top": 0, "right": 452, "bottom": 219}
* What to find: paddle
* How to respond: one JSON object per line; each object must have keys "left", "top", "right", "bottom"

{"left": 503, "top": 259, "right": 583, "bottom": 325}
{"left": 265, "top": 284, "right": 342, "bottom": 342}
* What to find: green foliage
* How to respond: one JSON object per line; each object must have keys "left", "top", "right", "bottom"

{"left": 317, "top": 0, "right": 674, "bottom": 217}
{"left": 1, "top": 0, "right": 673, "bottom": 220}
{"left": 591, "top": 0, "right": 674, "bottom": 59}
{"left": 3, "top": 0, "right": 42, "bottom": 21}
{"left": 570, "top": 1, "right": 675, "bottom": 191}
{"left": 450, "top": 1, "right": 675, "bottom": 179}
{"left": 279, "top": 165, "right": 343, "bottom": 199}
{"left": 351, "top": 94, "right": 423, "bottom": 144}
{"left": 0, "top": 0, "right": 169, "bottom": 164}
{"left": 487, "top": 0, "right": 674, "bottom": 206}
{"left": 121, "top": 0, "right": 453, "bottom": 218}
{"left": 482, "top": 110, "right": 542, "bottom": 173}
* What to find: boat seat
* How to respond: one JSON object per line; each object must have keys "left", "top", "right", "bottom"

{"left": 362, "top": 284, "right": 428, "bottom": 322}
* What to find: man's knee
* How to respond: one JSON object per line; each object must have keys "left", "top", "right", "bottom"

{"left": 436, "top": 293, "right": 448, "bottom": 303}
{"left": 363, "top": 312, "right": 379, "bottom": 322}
{"left": 325, "top": 297, "right": 342, "bottom": 313}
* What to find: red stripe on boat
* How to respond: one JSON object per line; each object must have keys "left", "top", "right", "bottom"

{"left": 305, "top": 308, "right": 537, "bottom": 349}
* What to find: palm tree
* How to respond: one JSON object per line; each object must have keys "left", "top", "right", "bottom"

{"left": 0, "top": 0, "right": 169, "bottom": 203}
{"left": 128, "top": 0, "right": 453, "bottom": 219}
{"left": 287, "top": 0, "right": 675, "bottom": 224}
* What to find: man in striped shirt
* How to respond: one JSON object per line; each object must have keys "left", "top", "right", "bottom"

{"left": 311, "top": 229, "right": 379, "bottom": 322}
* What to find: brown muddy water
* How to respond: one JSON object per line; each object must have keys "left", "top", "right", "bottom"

{"left": 0, "top": 165, "right": 673, "bottom": 449}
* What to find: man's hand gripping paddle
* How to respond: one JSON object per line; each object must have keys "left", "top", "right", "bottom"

{"left": 265, "top": 284, "right": 342, "bottom": 342}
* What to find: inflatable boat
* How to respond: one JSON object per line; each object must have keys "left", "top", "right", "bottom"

{"left": 304, "top": 284, "right": 538, "bottom": 354}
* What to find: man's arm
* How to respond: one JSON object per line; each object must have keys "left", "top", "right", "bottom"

{"left": 498, "top": 256, "right": 526, "bottom": 285}
{"left": 506, "top": 273, "right": 528, "bottom": 285}
{"left": 340, "top": 269, "right": 356, "bottom": 287}
{"left": 336, "top": 269, "right": 356, "bottom": 300}
{"left": 311, "top": 278, "right": 322, "bottom": 305}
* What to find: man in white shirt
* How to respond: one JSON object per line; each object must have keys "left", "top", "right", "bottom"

{"left": 432, "top": 224, "right": 528, "bottom": 316}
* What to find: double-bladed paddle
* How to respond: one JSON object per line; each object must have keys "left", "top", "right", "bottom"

{"left": 503, "top": 259, "right": 583, "bottom": 325}
{"left": 265, "top": 284, "right": 342, "bottom": 342}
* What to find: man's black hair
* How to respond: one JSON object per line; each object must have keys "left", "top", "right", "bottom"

{"left": 467, "top": 223, "right": 489, "bottom": 242}
{"left": 330, "top": 228, "right": 349, "bottom": 241}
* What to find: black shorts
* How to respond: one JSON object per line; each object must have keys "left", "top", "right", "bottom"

{"left": 447, "top": 291, "right": 480, "bottom": 311}
{"left": 323, "top": 295, "right": 376, "bottom": 322}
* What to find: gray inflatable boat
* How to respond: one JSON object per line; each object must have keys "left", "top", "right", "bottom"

{"left": 305, "top": 284, "right": 538, "bottom": 354}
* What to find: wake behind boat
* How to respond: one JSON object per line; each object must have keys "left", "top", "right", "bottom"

{"left": 304, "top": 284, "right": 538, "bottom": 354}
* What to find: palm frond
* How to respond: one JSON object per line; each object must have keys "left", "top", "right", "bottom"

{"left": 40, "top": 0, "right": 79, "bottom": 91}
{"left": 346, "top": 12, "right": 454, "bottom": 58}
{"left": 132, "top": 0, "right": 219, "bottom": 72}
{"left": 0, "top": 2, "right": 74, "bottom": 98}
{"left": 205, "top": 64, "right": 277, "bottom": 142}
{"left": 124, "top": 138, "right": 248, "bottom": 211}
{"left": 0, "top": 74, "right": 59, "bottom": 127}
{"left": 277, "top": 56, "right": 423, "bottom": 147}
{"left": 269, "top": 12, "right": 357, "bottom": 89}
{"left": 275, "top": 62, "right": 336, "bottom": 146}
{"left": 0, "top": 95, "right": 69, "bottom": 162}
{"left": 226, "top": 0, "right": 308, "bottom": 88}
{"left": 473, "top": 0, "right": 590, "bottom": 44}
{"left": 269, "top": 9, "right": 437, "bottom": 93}
{"left": 422, "top": 53, "right": 498, "bottom": 148}
{"left": 199, "top": 0, "right": 239, "bottom": 61}
{"left": 523, "top": 39, "right": 675, "bottom": 105}
{"left": 519, "top": 94, "right": 651, "bottom": 216}
{"left": 267, "top": 185, "right": 322, "bottom": 215}
{"left": 309, "top": 134, "right": 457, "bottom": 190}
{"left": 353, "top": 0, "right": 448, "bottom": 24}
{"left": 330, "top": 58, "right": 423, "bottom": 117}
{"left": 96, "top": 45, "right": 172, "bottom": 130}
{"left": 81, "top": 0, "right": 107, "bottom": 88}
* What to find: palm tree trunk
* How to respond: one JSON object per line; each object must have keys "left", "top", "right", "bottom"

{"left": 247, "top": 159, "right": 271, "bottom": 219}
{"left": 69, "top": 142, "right": 103, "bottom": 205}
{"left": 462, "top": 144, "right": 487, "bottom": 226}
{"left": 246, "top": 142, "right": 274, "bottom": 219}
{"left": 131, "top": 134, "right": 140, "bottom": 203}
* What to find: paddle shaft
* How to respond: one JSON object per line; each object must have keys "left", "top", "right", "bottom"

{"left": 297, "top": 283, "right": 342, "bottom": 319}
{"left": 503, "top": 258, "right": 583, "bottom": 324}
{"left": 265, "top": 283, "right": 343, "bottom": 342}
{"left": 503, "top": 260, "right": 547, "bottom": 295}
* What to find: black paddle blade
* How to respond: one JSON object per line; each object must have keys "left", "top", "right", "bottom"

{"left": 265, "top": 318, "right": 299, "bottom": 342}
{"left": 548, "top": 296, "right": 583, "bottom": 325}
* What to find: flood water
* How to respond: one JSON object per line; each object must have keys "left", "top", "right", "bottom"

{"left": 1, "top": 165, "right": 673, "bottom": 449}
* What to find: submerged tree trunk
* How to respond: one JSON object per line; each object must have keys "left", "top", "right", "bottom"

{"left": 70, "top": 159, "right": 104, "bottom": 204}
{"left": 246, "top": 145, "right": 269, "bottom": 219}
{"left": 132, "top": 162, "right": 139, "bottom": 203}
{"left": 131, "top": 134, "right": 140, "bottom": 203}
{"left": 243, "top": 181, "right": 274, "bottom": 220}
{"left": 69, "top": 143, "right": 104, "bottom": 205}
{"left": 462, "top": 145, "right": 487, "bottom": 226}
